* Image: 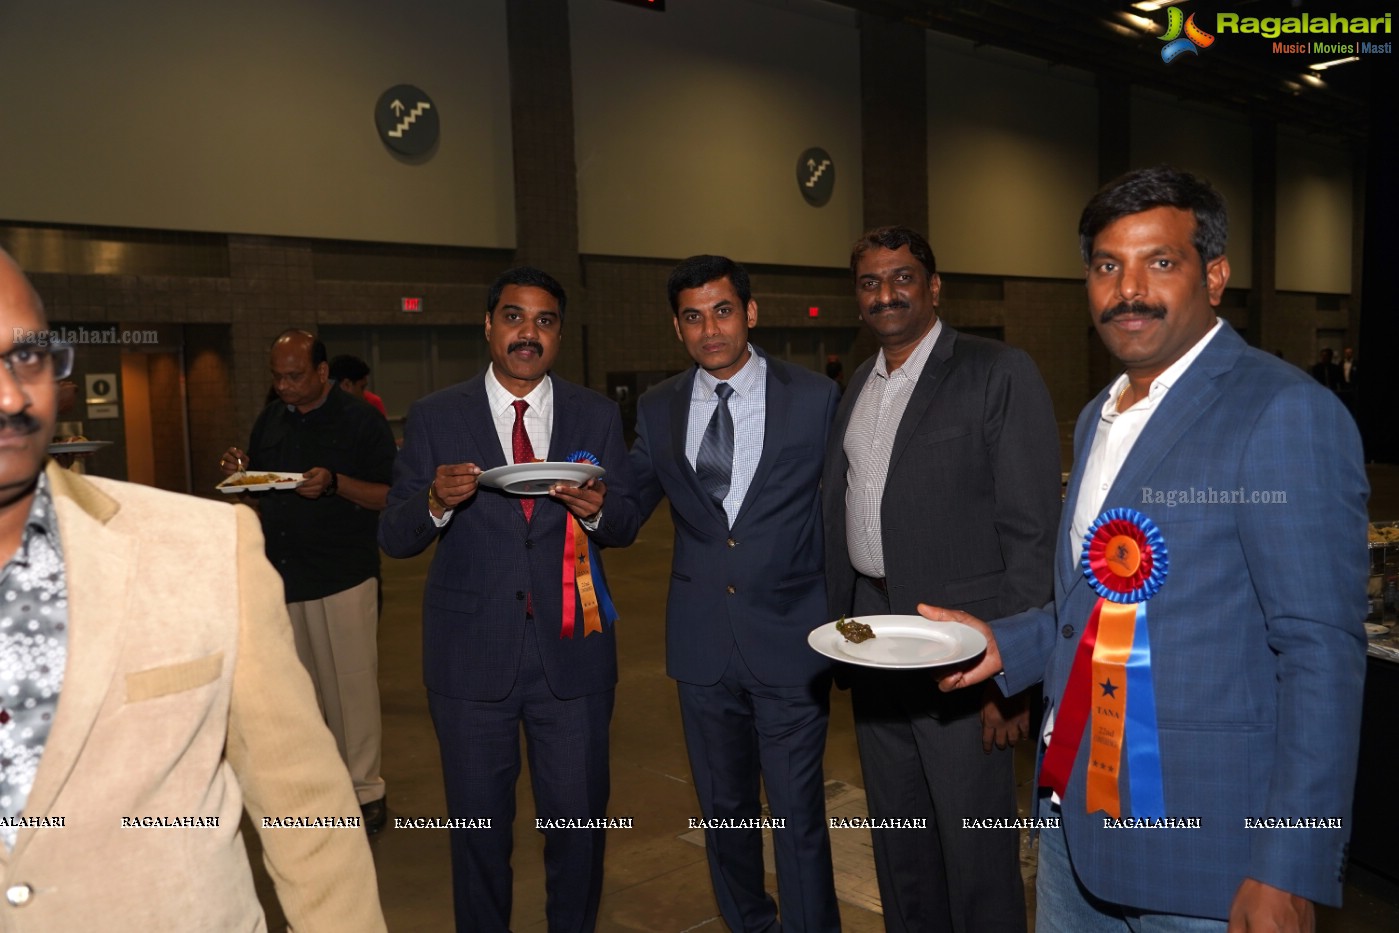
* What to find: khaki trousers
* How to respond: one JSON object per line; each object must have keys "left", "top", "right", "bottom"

{"left": 287, "top": 577, "right": 385, "bottom": 804}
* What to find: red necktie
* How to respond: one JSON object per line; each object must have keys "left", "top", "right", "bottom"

{"left": 512, "top": 399, "right": 535, "bottom": 521}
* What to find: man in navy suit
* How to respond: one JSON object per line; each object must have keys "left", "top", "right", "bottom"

{"left": 379, "top": 267, "right": 639, "bottom": 933}
{"left": 936, "top": 167, "right": 1368, "bottom": 931}
{"left": 629, "top": 255, "right": 841, "bottom": 932}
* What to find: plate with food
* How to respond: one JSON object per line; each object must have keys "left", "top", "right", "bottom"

{"left": 216, "top": 471, "right": 305, "bottom": 493}
{"left": 1365, "top": 622, "right": 1391, "bottom": 638}
{"left": 48, "top": 438, "right": 113, "bottom": 454}
{"left": 478, "top": 462, "right": 605, "bottom": 496}
{"left": 807, "top": 614, "right": 988, "bottom": 669}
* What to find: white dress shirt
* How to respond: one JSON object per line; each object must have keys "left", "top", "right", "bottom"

{"left": 685, "top": 348, "right": 766, "bottom": 529}
{"left": 843, "top": 319, "right": 942, "bottom": 578}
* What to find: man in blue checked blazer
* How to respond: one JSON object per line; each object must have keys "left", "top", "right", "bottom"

{"left": 628, "top": 255, "right": 841, "bottom": 933}
{"left": 379, "top": 266, "right": 639, "bottom": 933}
{"left": 935, "top": 167, "right": 1368, "bottom": 931}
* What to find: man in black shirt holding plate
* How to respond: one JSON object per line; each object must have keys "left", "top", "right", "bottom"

{"left": 220, "top": 328, "right": 397, "bottom": 834}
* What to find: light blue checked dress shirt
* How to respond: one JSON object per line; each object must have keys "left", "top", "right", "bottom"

{"left": 685, "top": 348, "right": 766, "bottom": 529}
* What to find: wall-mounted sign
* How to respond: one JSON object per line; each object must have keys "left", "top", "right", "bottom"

{"left": 796, "top": 147, "right": 835, "bottom": 207}
{"left": 401, "top": 297, "right": 424, "bottom": 313}
{"left": 375, "top": 85, "right": 439, "bottom": 156}
{"left": 86, "top": 373, "right": 120, "bottom": 419}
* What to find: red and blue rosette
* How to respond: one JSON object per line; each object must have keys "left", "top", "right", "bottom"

{"left": 1040, "top": 508, "right": 1167, "bottom": 819}
{"left": 559, "top": 450, "right": 618, "bottom": 638}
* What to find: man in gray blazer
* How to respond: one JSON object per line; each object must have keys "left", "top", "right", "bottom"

{"left": 823, "top": 227, "right": 1061, "bottom": 933}
{"left": 629, "top": 255, "right": 840, "bottom": 932}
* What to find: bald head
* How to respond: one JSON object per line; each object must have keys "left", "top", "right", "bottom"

{"left": 0, "top": 248, "right": 46, "bottom": 328}
{"left": 269, "top": 328, "right": 330, "bottom": 412}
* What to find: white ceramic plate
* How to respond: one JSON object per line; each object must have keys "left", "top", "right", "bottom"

{"left": 478, "top": 462, "right": 605, "bottom": 496}
{"left": 216, "top": 471, "right": 306, "bottom": 493}
{"left": 1365, "top": 622, "right": 1390, "bottom": 638}
{"left": 808, "top": 614, "right": 988, "bottom": 669}
{"left": 48, "top": 440, "right": 113, "bottom": 454}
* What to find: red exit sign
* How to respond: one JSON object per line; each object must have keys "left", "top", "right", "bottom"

{"left": 610, "top": 0, "right": 664, "bottom": 10}
{"left": 401, "top": 297, "right": 423, "bottom": 313}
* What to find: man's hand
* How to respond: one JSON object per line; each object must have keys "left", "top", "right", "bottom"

{"left": 550, "top": 479, "right": 605, "bottom": 522}
{"left": 296, "top": 466, "right": 333, "bottom": 499}
{"left": 219, "top": 446, "right": 248, "bottom": 477}
{"left": 980, "top": 685, "right": 1029, "bottom": 753}
{"left": 916, "top": 603, "right": 1003, "bottom": 692}
{"left": 1228, "top": 879, "right": 1314, "bottom": 932}
{"left": 431, "top": 462, "right": 482, "bottom": 516}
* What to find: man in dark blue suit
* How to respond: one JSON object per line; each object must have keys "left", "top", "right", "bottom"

{"left": 379, "top": 267, "right": 639, "bottom": 933}
{"left": 936, "top": 168, "right": 1368, "bottom": 931}
{"left": 629, "top": 255, "right": 841, "bottom": 932}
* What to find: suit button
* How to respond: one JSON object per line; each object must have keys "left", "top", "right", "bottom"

{"left": 6, "top": 884, "right": 32, "bottom": 906}
{"left": 1061, "top": 625, "right": 1074, "bottom": 639}
{"left": 516, "top": 591, "right": 526, "bottom": 601}
{"left": 726, "top": 585, "right": 736, "bottom": 595}
{"left": 525, "top": 540, "right": 534, "bottom": 549}
{"left": 727, "top": 538, "right": 737, "bottom": 548}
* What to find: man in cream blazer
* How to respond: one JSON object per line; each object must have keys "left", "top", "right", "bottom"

{"left": 0, "top": 247, "right": 385, "bottom": 931}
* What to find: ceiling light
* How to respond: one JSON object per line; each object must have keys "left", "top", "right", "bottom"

{"left": 1119, "top": 12, "right": 1158, "bottom": 32}
{"left": 1299, "top": 73, "right": 1326, "bottom": 88}
{"left": 1131, "top": 1, "right": 1179, "bottom": 11}
{"left": 1309, "top": 56, "right": 1360, "bottom": 71}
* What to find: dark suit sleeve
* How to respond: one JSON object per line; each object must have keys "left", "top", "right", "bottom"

{"left": 589, "top": 399, "right": 640, "bottom": 549}
{"left": 983, "top": 348, "right": 1061, "bottom": 617}
{"left": 378, "top": 398, "right": 440, "bottom": 558}
{"left": 1234, "top": 383, "right": 1367, "bottom": 905}
{"left": 626, "top": 397, "right": 667, "bottom": 527}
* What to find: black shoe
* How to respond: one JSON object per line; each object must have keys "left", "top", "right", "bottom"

{"left": 361, "top": 797, "right": 388, "bottom": 836}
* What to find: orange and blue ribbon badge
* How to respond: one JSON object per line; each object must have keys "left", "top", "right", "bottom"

{"left": 1040, "top": 509, "right": 1167, "bottom": 819}
{"left": 559, "top": 450, "right": 618, "bottom": 639}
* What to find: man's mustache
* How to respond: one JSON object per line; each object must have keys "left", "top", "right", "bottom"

{"left": 1100, "top": 301, "right": 1167, "bottom": 324}
{"left": 867, "top": 300, "right": 910, "bottom": 315}
{"left": 0, "top": 410, "right": 43, "bottom": 436}
{"left": 508, "top": 340, "right": 544, "bottom": 355}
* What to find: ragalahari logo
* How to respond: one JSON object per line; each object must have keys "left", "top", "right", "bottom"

{"left": 1158, "top": 6, "right": 1216, "bottom": 62}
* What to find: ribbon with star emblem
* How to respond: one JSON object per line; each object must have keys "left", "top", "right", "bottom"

{"left": 559, "top": 450, "right": 619, "bottom": 638}
{"left": 1040, "top": 508, "right": 1167, "bottom": 819}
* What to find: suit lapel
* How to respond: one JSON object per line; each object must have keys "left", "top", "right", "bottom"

{"left": 462, "top": 375, "right": 508, "bottom": 470}
{"left": 887, "top": 325, "right": 958, "bottom": 474}
{"left": 732, "top": 356, "right": 790, "bottom": 526}
{"left": 1100, "top": 326, "right": 1235, "bottom": 511}
{"left": 16, "top": 475, "right": 135, "bottom": 859}
{"left": 669, "top": 368, "right": 728, "bottom": 524}
{"left": 547, "top": 374, "right": 575, "bottom": 463}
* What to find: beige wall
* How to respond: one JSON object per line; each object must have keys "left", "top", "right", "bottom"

{"left": 0, "top": 0, "right": 514, "bottom": 247}
{"left": 1130, "top": 89, "right": 1254, "bottom": 288}
{"left": 570, "top": 0, "right": 862, "bottom": 265}
{"left": 1276, "top": 130, "right": 1352, "bottom": 294}
{"left": 925, "top": 34, "right": 1100, "bottom": 278}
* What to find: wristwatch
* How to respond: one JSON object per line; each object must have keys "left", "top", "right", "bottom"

{"left": 322, "top": 470, "right": 338, "bottom": 498}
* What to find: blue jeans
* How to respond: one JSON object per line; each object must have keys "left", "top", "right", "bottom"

{"left": 1036, "top": 816, "right": 1226, "bottom": 933}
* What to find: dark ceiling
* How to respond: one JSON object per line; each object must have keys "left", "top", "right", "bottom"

{"left": 827, "top": 0, "right": 1390, "bottom": 141}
